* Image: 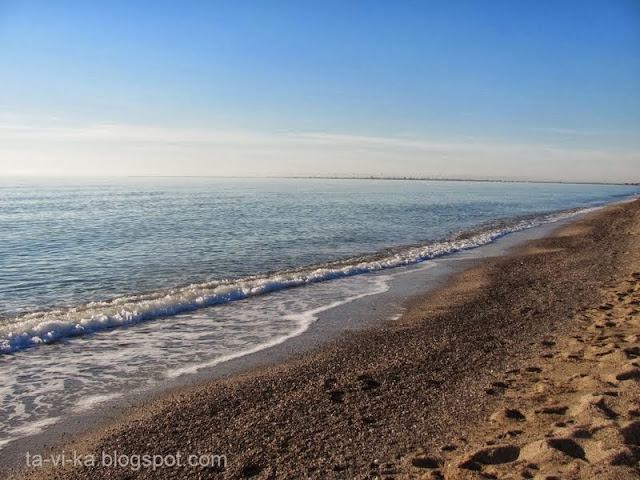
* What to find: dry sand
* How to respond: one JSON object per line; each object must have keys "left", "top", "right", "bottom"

{"left": 15, "top": 200, "right": 640, "bottom": 480}
{"left": 407, "top": 229, "right": 640, "bottom": 479}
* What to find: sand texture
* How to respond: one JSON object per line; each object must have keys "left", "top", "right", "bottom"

{"left": 407, "top": 262, "right": 640, "bottom": 479}
{"left": 15, "top": 200, "right": 640, "bottom": 480}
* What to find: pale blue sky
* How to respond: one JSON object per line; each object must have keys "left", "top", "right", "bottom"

{"left": 0, "top": 1, "right": 638, "bottom": 182}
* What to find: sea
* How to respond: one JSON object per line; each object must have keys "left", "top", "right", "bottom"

{"left": 0, "top": 177, "right": 638, "bottom": 450}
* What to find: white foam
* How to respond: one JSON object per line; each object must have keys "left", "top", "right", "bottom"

{"left": 9, "top": 416, "right": 60, "bottom": 436}
{"left": 164, "top": 275, "right": 392, "bottom": 378}
{"left": 75, "top": 393, "right": 123, "bottom": 412}
{"left": 0, "top": 416, "right": 62, "bottom": 450}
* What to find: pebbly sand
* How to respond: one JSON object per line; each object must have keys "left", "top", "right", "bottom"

{"left": 14, "top": 199, "right": 640, "bottom": 480}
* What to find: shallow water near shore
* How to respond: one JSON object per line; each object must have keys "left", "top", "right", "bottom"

{"left": 0, "top": 178, "right": 638, "bottom": 459}
{"left": 0, "top": 215, "right": 576, "bottom": 471}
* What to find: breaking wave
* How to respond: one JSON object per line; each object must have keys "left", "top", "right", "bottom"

{"left": 0, "top": 206, "right": 598, "bottom": 354}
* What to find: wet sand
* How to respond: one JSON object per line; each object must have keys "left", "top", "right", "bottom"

{"left": 15, "top": 200, "right": 640, "bottom": 479}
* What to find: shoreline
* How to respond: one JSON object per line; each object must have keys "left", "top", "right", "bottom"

{"left": 8, "top": 199, "right": 640, "bottom": 479}
{"left": 2, "top": 201, "right": 603, "bottom": 357}
{"left": 0, "top": 204, "right": 582, "bottom": 472}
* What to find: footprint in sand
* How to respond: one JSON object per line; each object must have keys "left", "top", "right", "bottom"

{"left": 519, "top": 437, "right": 585, "bottom": 465}
{"left": 328, "top": 390, "right": 345, "bottom": 403}
{"left": 620, "top": 420, "right": 640, "bottom": 446}
{"left": 615, "top": 369, "right": 640, "bottom": 381}
{"left": 570, "top": 394, "right": 618, "bottom": 422}
{"left": 410, "top": 455, "right": 443, "bottom": 469}
{"left": 535, "top": 405, "right": 568, "bottom": 415}
{"left": 490, "top": 407, "right": 526, "bottom": 422}
{"left": 356, "top": 374, "right": 381, "bottom": 391}
{"left": 485, "top": 381, "right": 509, "bottom": 396}
{"left": 457, "top": 444, "right": 520, "bottom": 471}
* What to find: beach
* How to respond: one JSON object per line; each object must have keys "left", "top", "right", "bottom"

{"left": 11, "top": 198, "right": 640, "bottom": 479}
{"left": 3, "top": 1, "right": 638, "bottom": 477}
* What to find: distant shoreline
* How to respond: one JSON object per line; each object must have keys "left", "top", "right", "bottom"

{"left": 125, "top": 175, "right": 638, "bottom": 186}
{"left": 4, "top": 175, "right": 637, "bottom": 186}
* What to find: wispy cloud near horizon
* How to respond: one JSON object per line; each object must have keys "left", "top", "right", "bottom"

{"left": 1, "top": 121, "right": 637, "bottom": 183}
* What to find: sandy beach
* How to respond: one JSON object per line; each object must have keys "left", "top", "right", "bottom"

{"left": 13, "top": 199, "right": 640, "bottom": 480}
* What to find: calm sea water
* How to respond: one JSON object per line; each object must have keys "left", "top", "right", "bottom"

{"left": 0, "top": 177, "right": 638, "bottom": 449}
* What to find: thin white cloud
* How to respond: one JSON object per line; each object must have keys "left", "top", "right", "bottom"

{"left": 528, "top": 126, "right": 639, "bottom": 137}
{"left": 0, "top": 122, "right": 634, "bottom": 155}
{"left": 0, "top": 122, "right": 638, "bottom": 183}
{"left": 0, "top": 123, "right": 269, "bottom": 143}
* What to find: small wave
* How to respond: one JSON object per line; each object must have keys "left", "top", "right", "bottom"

{"left": 0, "top": 416, "right": 61, "bottom": 451}
{"left": 75, "top": 393, "right": 123, "bottom": 412}
{"left": 165, "top": 274, "right": 393, "bottom": 378}
{"left": 0, "top": 206, "right": 598, "bottom": 355}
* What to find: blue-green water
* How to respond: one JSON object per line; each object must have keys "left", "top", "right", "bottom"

{"left": 1, "top": 178, "right": 638, "bottom": 350}
{"left": 0, "top": 177, "right": 637, "bottom": 449}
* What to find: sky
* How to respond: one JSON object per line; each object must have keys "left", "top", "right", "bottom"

{"left": 0, "top": 0, "right": 638, "bottom": 182}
